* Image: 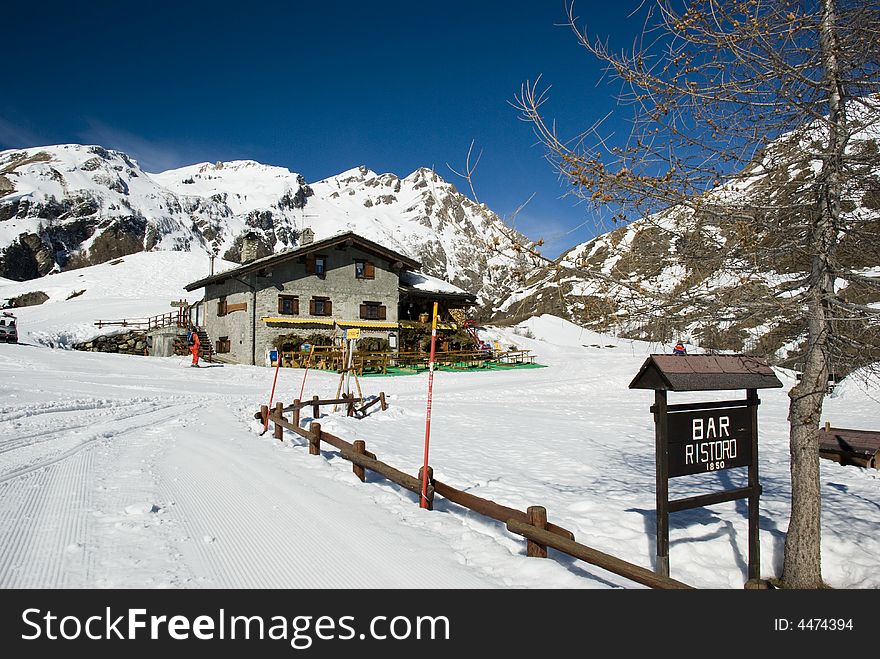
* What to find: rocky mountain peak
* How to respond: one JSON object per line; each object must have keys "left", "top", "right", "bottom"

{"left": 0, "top": 145, "right": 543, "bottom": 313}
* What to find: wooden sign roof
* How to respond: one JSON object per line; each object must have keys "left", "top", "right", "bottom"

{"left": 629, "top": 354, "right": 783, "bottom": 392}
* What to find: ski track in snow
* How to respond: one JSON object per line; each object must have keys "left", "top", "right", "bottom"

{"left": 0, "top": 316, "right": 878, "bottom": 589}
{"left": 0, "top": 402, "right": 201, "bottom": 587}
{"left": 156, "top": 400, "right": 492, "bottom": 588}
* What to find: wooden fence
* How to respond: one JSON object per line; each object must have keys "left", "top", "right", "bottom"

{"left": 259, "top": 401, "right": 692, "bottom": 589}
{"left": 256, "top": 392, "right": 388, "bottom": 423}
{"left": 95, "top": 309, "right": 189, "bottom": 330}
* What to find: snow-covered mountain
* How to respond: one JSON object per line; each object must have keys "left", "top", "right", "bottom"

{"left": 493, "top": 101, "right": 880, "bottom": 372}
{"left": 0, "top": 145, "right": 539, "bottom": 307}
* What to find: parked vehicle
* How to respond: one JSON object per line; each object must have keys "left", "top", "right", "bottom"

{"left": 0, "top": 312, "right": 18, "bottom": 343}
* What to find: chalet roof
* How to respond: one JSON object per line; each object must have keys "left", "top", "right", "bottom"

{"left": 184, "top": 231, "right": 421, "bottom": 292}
{"left": 399, "top": 270, "right": 477, "bottom": 303}
{"left": 629, "top": 354, "right": 784, "bottom": 392}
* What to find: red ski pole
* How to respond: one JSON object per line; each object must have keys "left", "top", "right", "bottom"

{"left": 420, "top": 301, "right": 439, "bottom": 509}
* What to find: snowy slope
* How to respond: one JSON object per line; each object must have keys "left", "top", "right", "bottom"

{"left": 0, "top": 254, "right": 879, "bottom": 589}
{"left": 0, "top": 251, "right": 236, "bottom": 347}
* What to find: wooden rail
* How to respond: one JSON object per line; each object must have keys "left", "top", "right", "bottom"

{"left": 261, "top": 402, "right": 690, "bottom": 589}
{"left": 269, "top": 413, "right": 429, "bottom": 499}
{"left": 95, "top": 308, "right": 189, "bottom": 330}
{"left": 506, "top": 519, "right": 693, "bottom": 589}
{"left": 433, "top": 480, "right": 574, "bottom": 540}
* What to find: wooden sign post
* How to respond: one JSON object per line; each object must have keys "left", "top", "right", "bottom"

{"left": 630, "top": 355, "right": 782, "bottom": 586}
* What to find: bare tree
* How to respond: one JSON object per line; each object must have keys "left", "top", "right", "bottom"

{"left": 514, "top": 0, "right": 880, "bottom": 588}
{"left": 447, "top": 139, "right": 484, "bottom": 206}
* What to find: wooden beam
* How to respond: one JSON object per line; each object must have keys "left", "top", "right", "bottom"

{"left": 506, "top": 519, "right": 693, "bottom": 589}
{"left": 433, "top": 480, "right": 574, "bottom": 540}
{"left": 339, "top": 448, "right": 433, "bottom": 501}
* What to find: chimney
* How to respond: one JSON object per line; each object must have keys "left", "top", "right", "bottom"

{"left": 241, "top": 232, "right": 259, "bottom": 263}
{"left": 301, "top": 227, "right": 315, "bottom": 246}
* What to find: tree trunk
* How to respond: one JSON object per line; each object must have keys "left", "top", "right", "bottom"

{"left": 782, "top": 0, "right": 847, "bottom": 589}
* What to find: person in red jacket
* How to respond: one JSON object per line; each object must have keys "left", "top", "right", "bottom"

{"left": 190, "top": 329, "right": 201, "bottom": 367}
{"left": 672, "top": 341, "right": 687, "bottom": 356}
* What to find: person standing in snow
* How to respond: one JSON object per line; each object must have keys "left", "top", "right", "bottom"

{"left": 190, "top": 328, "right": 201, "bottom": 367}
{"left": 672, "top": 341, "right": 687, "bottom": 356}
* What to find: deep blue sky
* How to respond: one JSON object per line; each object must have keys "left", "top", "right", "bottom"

{"left": 1, "top": 1, "right": 640, "bottom": 257}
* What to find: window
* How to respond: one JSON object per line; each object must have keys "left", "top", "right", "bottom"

{"left": 278, "top": 295, "right": 299, "bottom": 315}
{"left": 360, "top": 301, "right": 386, "bottom": 320}
{"left": 217, "top": 296, "right": 227, "bottom": 317}
{"left": 306, "top": 254, "right": 328, "bottom": 277}
{"left": 216, "top": 336, "right": 231, "bottom": 353}
{"left": 355, "top": 260, "right": 375, "bottom": 279}
{"left": 309, "top": 296, "right": 332, "bottom": 316}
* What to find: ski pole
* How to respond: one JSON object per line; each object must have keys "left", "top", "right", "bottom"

{"left": 420, "top": 301, "right": 439, "bottom": 509}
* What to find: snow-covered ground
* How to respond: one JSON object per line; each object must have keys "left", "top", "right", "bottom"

{"left": 1, "top": 259, "right": 879, "bottom": 589}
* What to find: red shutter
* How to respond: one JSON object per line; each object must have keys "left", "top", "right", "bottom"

{"left": 360, "top": 304, "right": 368, "bottom": 319}
{"left": 379, "top": 305, "right": 386, "bottom": 320}
{"left": 309, "top": 299, "right": 316, "bottom": 315}
{"left": 293, "top": 298, "right": 299, "bottom": 315}
{"left": 306, "top": 255, "right": 315, "bottom": 274}
{"left": 365, "top": 261, "right": 375, "bottom": 279}
{"left": 324, "top": 300, "right": 332, "bottom": 316}
{"left": 277, "top": 297, "right": 284, "bottom": 314}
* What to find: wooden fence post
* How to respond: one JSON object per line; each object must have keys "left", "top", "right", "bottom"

{"left": 292, "top": 399, "right": 301, "bottom": 428}
{"left": 527, "top": 506, "right": 548, "bottom": 558}
{"left": 347, "top": 393, "right": 356, "bottom": 417}
{"left": 309, "top": 422, "right": 321, "bottom": 456}
{"left": 379, "top": 392, "right": 388, "bottom": 411}
{"left": 418, "top": 466, "right": 435, "bottom": 511}
{"left": 260, "top": 405, "right": 268, "bottom": 430}
{"left": 312, "top": 395, "right": 320, "bottom": 420}
{"left": 273, "top": 402, "right": 284, "bottom": 441}
{"left": 353, "top": 440, "right": 367, "bottom": 482}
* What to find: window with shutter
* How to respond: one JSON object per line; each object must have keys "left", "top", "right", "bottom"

{"left": 310, "top": 297, "right": 331, "bottom": 316}
{"left": 278, "top": 295, "right": 299, "bottom": 315}
{"left": 217, "top": 296, "right": 227, "bottom": 317}
{"left": 355, "top": 260, "right": 376, "bottom": 279}
{"left": 360, "top": 301, "right": 385, "bottom": 320}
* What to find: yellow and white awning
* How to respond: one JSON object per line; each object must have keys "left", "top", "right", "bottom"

{"left": 336, "top": 320, "right": 399, "bottom": 329}
{"left": 261, "top": 317, "right": 398, "bottom": 330}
